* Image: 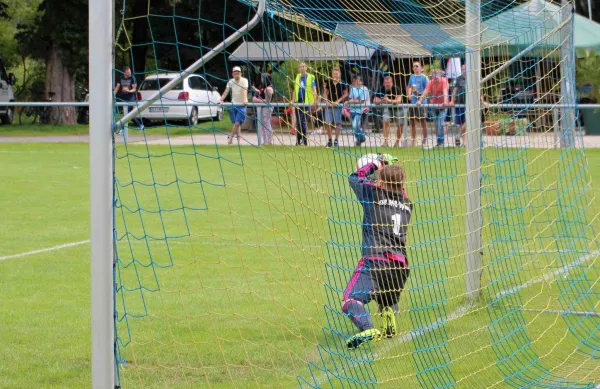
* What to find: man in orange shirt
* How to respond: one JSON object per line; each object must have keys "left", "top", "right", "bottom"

{"left": 417, "top": 69, "right": 449, "bottom": 147}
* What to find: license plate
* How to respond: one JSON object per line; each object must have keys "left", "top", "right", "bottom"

{"left": 150, "top": 107, "right": 168, "bottom": 113}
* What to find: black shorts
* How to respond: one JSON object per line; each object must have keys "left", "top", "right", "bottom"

{"left": 343, "top": 256, "right": 410, "bottom": 308}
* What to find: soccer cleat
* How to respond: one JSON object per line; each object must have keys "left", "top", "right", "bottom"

{"left": 346, "top": 328, "right": 381, "bottom": 350}
{"left": 334, "top": 139, "right": 339, "bottom": 147}
{"left": 326, "top": 139, "right": 333, "bottom": 148}
{"left": 381, "top": 307, "right": 397, "bottom": 338}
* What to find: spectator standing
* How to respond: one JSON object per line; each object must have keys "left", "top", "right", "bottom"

{"left": 311, "top": 81, "right": 326, "bottom": 136}
{"left": 252, "top": 73, "right": 274, "bottom": 145}
{"left": 347, "top": 75, "right": 367, "bottom": 146}
{"left": 450, "top": 64, "right": 488, "bottom": 147}
{"left": 114, "top": 66, "right": 144, "bottom": 132}
{"left": 323, "top": 67, "right": 347, "bottom": 147}
{"left": 219, "top": 66, "right": 248, "bottom": 145}
{"left": 291, "top": 62, "right": 318, "bottom": 146}
{"left": 361, "top": 78, "right": 371, "bottom": 135}
{"left": 406, "top": 60, "right": 429, "bottom": 146}
{"left": 417, "top": 69, "right": 449, "bottom": 147}
{"left": 374, "top": 75, "right": 404, "bottom": 147}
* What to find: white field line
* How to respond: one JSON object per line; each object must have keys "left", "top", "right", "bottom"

{"left": 0, "top": 240, "right": 90, "bottom": 262}
{"left": 307, "top": 248, "right": 600, "bottom": 388}
{"left": 494, "top": 248, "right": 600, "bottom": 300}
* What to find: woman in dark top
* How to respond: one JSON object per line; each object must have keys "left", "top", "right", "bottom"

{"left": 252, "top": 73, "right": 275, "bottom": 145}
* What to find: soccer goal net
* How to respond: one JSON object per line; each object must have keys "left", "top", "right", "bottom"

{"left": 102, "top": 0, "right": 600, "bottom": 387}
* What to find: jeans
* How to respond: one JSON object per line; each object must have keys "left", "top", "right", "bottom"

{"left": 432, "top": 108, "right": 448, "bottom": 145}
{"left": 352, "top": 113, "right": 365, "bottom": 143}
{"left": 295, "top": 108, "right": 308, "bottom": 145}
{"left": 122, "top": 97, "right": 143, "bottom": 128}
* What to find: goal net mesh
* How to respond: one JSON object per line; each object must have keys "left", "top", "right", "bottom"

{"left": 111, "top": 0, "right": 600, "bottom": 387}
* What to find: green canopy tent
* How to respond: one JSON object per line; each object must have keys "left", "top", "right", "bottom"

{"left": 333, "top": 0, "right": 600, "bottom": 58}
{"left": 482, "top": 0, "right": 600, "bottom": 57}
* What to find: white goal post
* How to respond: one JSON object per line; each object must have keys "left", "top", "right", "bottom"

{"left": 89, "top": 0, "right": 266, "bottom": 388}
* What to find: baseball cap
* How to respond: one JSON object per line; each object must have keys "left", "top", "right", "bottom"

{"left": 232, "top": 66, "right": 242, "bottom": 73}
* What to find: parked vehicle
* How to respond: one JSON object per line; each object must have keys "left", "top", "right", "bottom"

{"left": 137, "top": 73, "right": 223, "bottom": 125}
{"left": 0, "top": 57, "right": 17, "bottom": 125}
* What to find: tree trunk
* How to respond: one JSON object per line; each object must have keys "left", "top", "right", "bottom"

{"left": 45, "top": 45, "right": 76, "bottom": 124}
{"left": 131, "top": 0, "right": 148, "bottom": 74}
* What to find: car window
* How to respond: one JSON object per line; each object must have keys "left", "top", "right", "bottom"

{"left": 139, "top": 78, "right": 182, "bottom": 91}
{"left": 188, "top": 77, "right": 206, "bottom": 91}
{"left": 198, "top": 77, "right": 210, "bottom": 91}
{"left": 204, "top": 79, "right": 213, "bottom": 91}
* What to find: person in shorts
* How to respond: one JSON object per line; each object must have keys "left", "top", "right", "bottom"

{"left": 343, "top": 155, "right": 413, "bottom": 349}
{"left": 374, "top": 75, "right": 404, "bottom": 147}
{"left": 323, "top": 67, "right": 347, "bottom": 147}
{"left": 450, "top": 64, "right": 488, "bottom": 147}
{"left": 406, "top": 60, "right": 429, "bottom": 146}
{"left": 219, "top": 66, "right": 248, "bottom": 144}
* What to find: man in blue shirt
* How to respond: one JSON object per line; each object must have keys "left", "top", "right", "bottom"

{"left": 406, "top": 60, "right": 428, "bottom": 147}
{"left": 347, "top": 75, "right": 367, "bottom": 146}
{"left": 114, "top": 66, "right": 144, "bottom": 133}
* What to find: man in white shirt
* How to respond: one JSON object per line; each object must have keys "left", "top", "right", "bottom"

{"left": 219, "top": 66, "right": 248, "bottom": 144}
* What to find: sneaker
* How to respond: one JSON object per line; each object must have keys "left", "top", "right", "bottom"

{"left": 346, "top": 328, "right": 382, "bottom": 350}
{"left": 381, "top": 307, "right": 397, "bottom": 338}
{"left": 138, "top": 125, "right": 145, "bottom": 131}
{"left": 326, "top": 139, "right": 333, "bottom": 148}
{"left": 334, "top": 139, "right": 339, "bottom": 147}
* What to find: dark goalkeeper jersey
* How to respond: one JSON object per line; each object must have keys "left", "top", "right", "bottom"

{"left": 349, "top": 163, "right": 413, "bottom": 258}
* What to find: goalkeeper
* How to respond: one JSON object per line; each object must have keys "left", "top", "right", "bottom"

{"left": 343, "top": 154, "right": 413, "bottom": 349}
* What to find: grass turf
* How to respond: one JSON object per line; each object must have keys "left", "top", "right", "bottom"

{"left": 0, "top": 117, "right": 234, "bottom": 137}
{"left": 1, "top": 141, "right": 599, "bottom": 388}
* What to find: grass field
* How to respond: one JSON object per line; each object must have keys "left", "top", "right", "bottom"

{"left": 0, "top": 118, "right": 234, "bottom": 137}
{"left": 1, "top": 138, "right": 600, "bottom": 389}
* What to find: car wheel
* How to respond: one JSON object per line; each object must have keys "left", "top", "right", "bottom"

{"left": 188, "top": 107, "right": 198, "bottom": 126}
{"left": 1, "top": 107, "right": 13, "bottom": 125}
{"left": 214, "top": 107, "right": 223, "bottom": 122}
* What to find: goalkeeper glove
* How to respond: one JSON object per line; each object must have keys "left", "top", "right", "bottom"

{"left": 378, "top": 153, "right": 399, "bottom": 165}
